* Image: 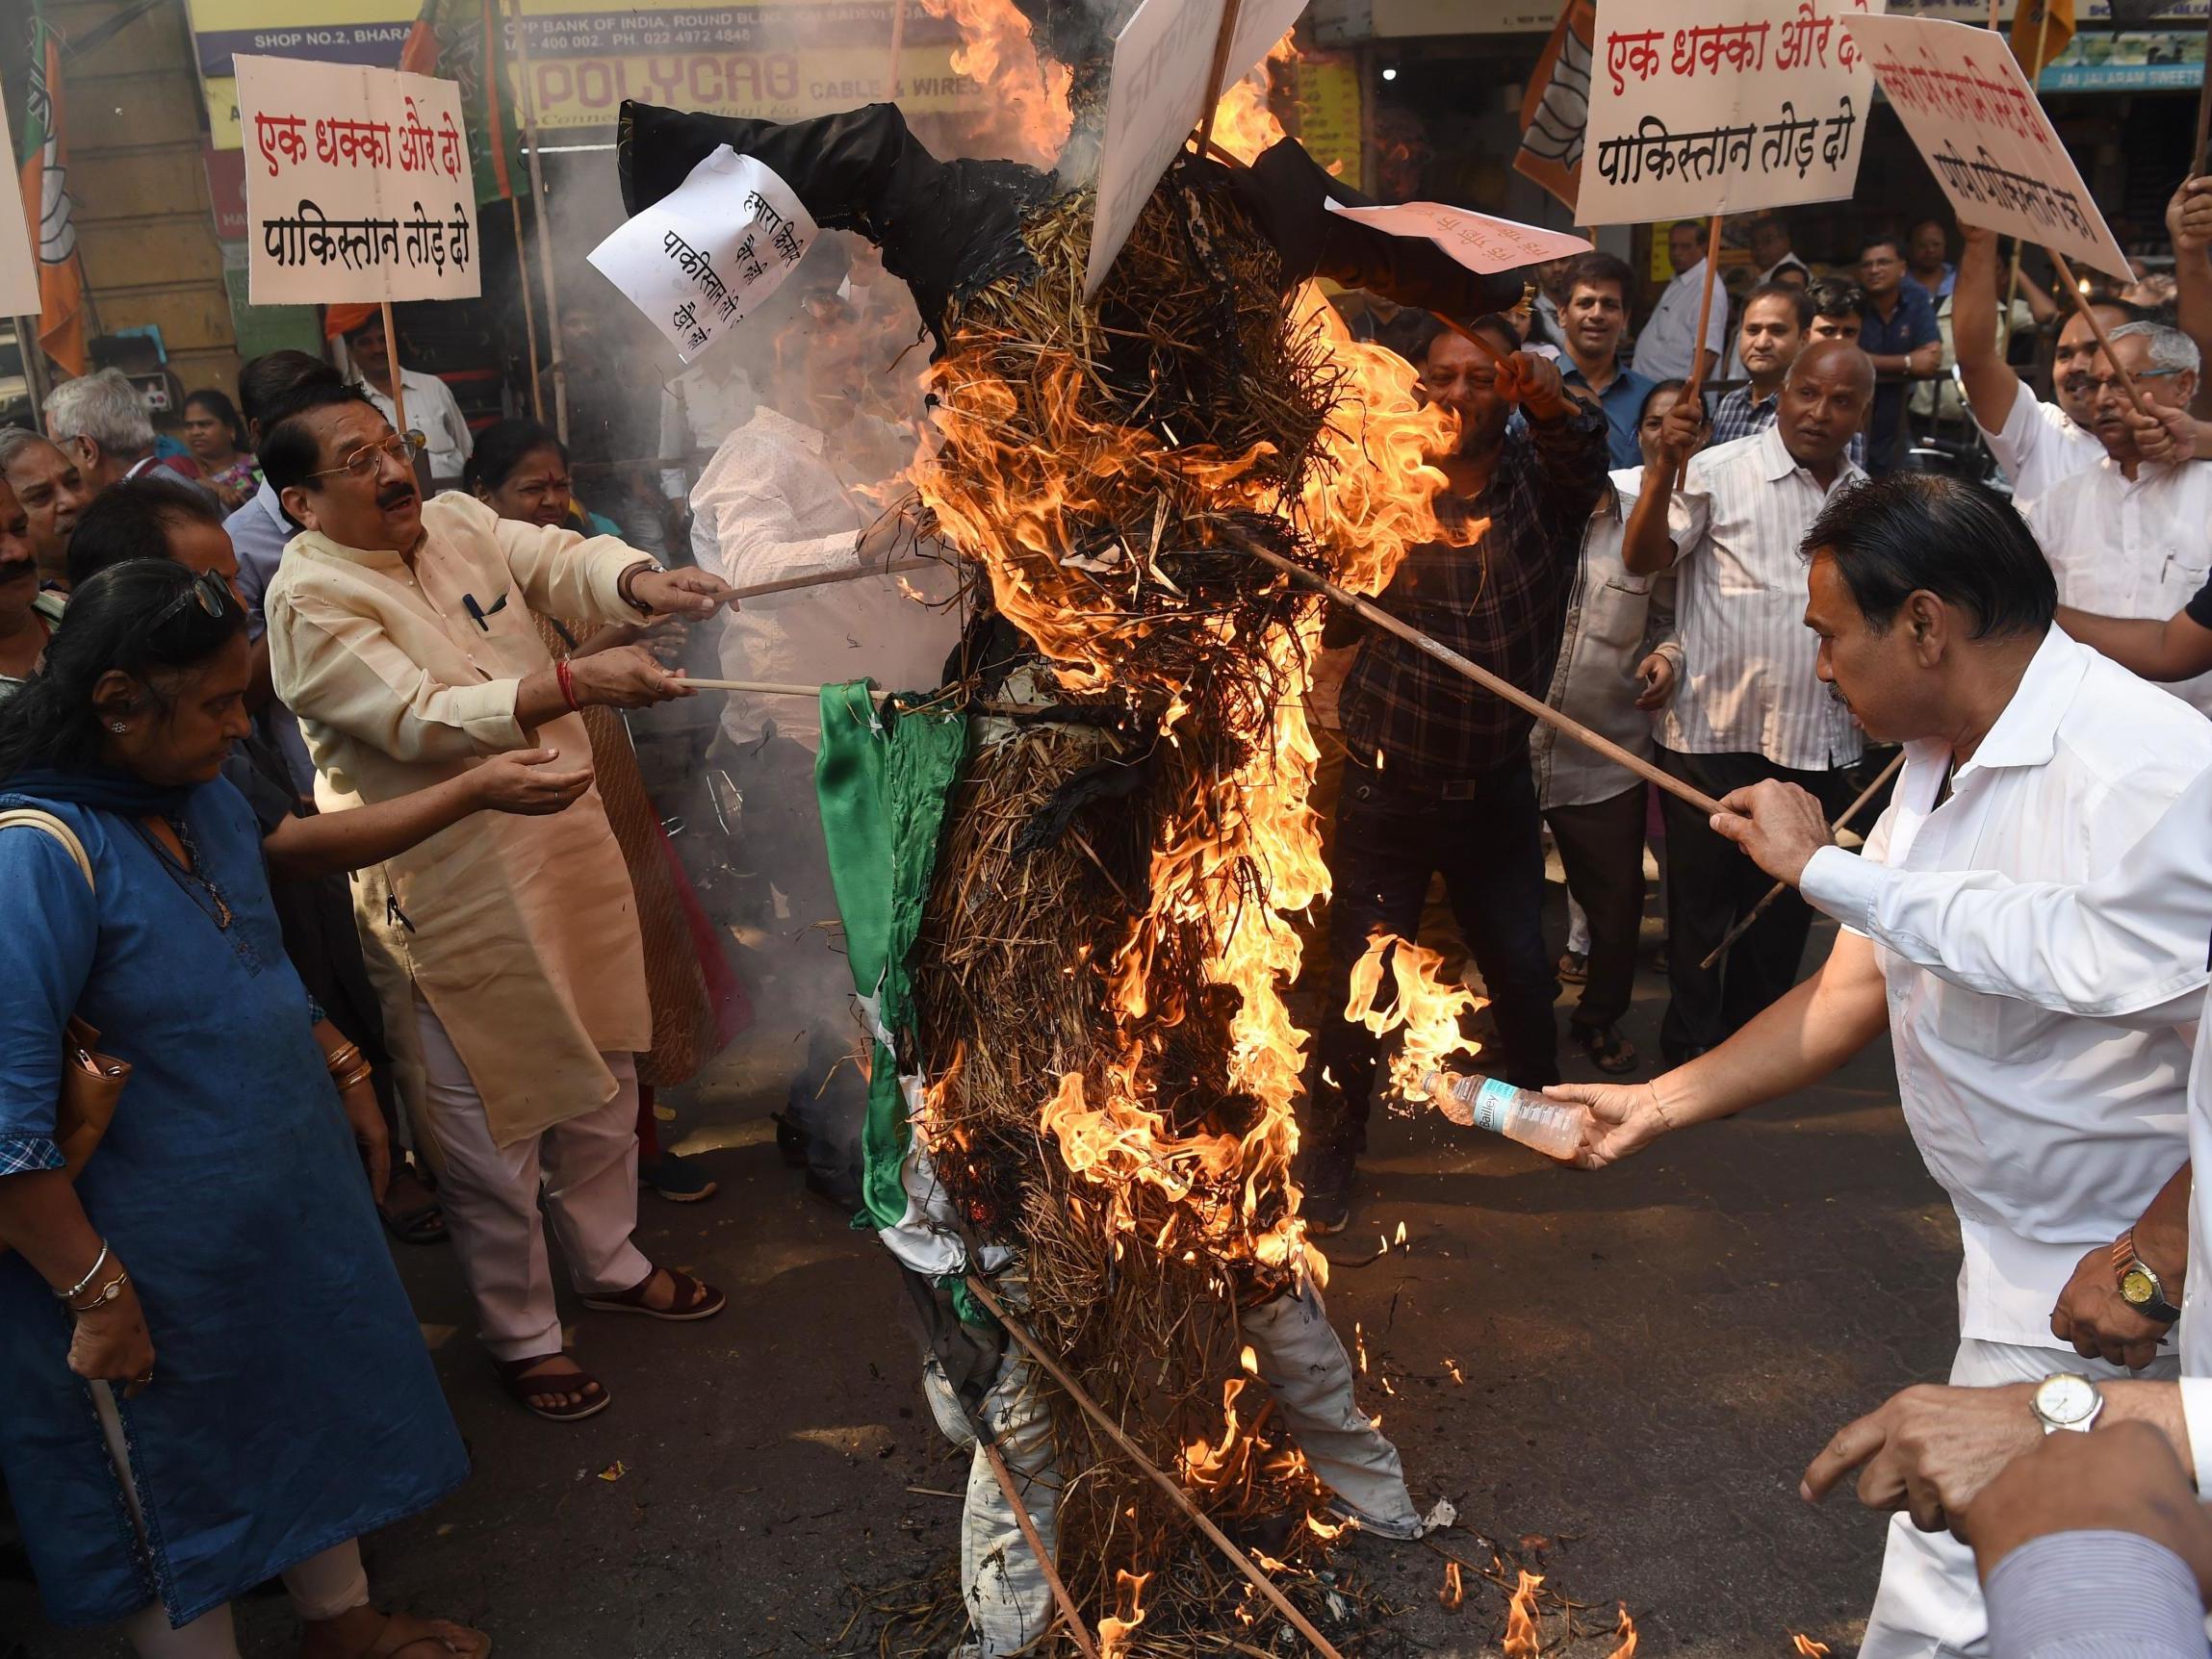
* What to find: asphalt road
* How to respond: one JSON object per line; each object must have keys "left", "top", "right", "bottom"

{"left": 6, "top": 916, "right": 1960, "bottom": 1659}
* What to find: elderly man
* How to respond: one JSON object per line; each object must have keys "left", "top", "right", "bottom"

{"left": 0, "top": 428, "right": 92, "bottom": 589}
{"left": 1749, "top": 215, "right": 1811, "bottom": 288}
{"left": 261, "top": 382, "right": 738, "bottom": 1421}
{"left": 2018, "top": 320, "right": 2212, "bottom": 716}
{"left": 1562, "top": 471, "right": 2212, "bottom": 1659}
{"left": 1633, "top": 220, "right": 1730, "bottom": 384}
{"left": 1302, "top": 313, "right": 1610, "bottom": 1231}
{"left": 339, "top": 309, "right": 474, "bottom": 487}
{"left": 1555, "top": 252, "right": 1654, "bottom": 469}
{"left": 45, "top": 368, "right": 211, "bottom": 498}
{"left": 1624, "top": 339, "right": 1871, "bottom": 1063}
{"left": 1714, "top": 284, "right": 1866, "bottom": 472}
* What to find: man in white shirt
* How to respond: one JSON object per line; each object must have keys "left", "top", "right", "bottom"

{"left": 656, "top": 358, "right": 758, "bottom": 502}
{"left": 1560, "top": 471, "right": 2212, "bottom": 1659}
{"left": 1623, "top": 340, "right": 1872, "bottom": 1062}
{"left": 340, "top": 310, "right": 475, "bottom": 487}
{"left": 1749, "top": 215, "right": 1811, "bottom": 290}
{"left": 1632, "top": 220, "right": 1731, "bottom": 385}
{"left": 2020, "top": 321, "right": 2212, "bottom": 717}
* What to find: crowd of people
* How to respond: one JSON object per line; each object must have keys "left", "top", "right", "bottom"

{"left": 11, "top": 167, "right": 2212, "bottom": 1656}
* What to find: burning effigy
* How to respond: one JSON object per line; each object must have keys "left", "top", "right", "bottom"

{"left": 617, "top": 13, "right": 1524, "bottom": 1650}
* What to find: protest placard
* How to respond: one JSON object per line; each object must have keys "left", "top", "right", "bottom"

{"left": 235, "top": 54, "right": 479, "bottom": 305}
{"left": 1577, "top": 0, "right": 1883, "bottom": 226}
{"left": 0, "top": 82, "right": 39, "bottom": 317}
{"left": 1842, "top": 13, "right": 2131, "bottom": 282}
{"left": 1083, "top": 0, "right": 1308, "bottom": 299}
{"left": 1323, "top": 199, "right": 1591, "bottom": 274}
{"left": 586, "top": 146, "right": 817, "bottom": 363}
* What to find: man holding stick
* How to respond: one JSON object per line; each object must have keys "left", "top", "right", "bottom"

{"left": 1559, "top": 471, "right": 2211, "bottom": 1659}
{"left": 1624, "top": 340, "right": 1871, "bottom": 1063}
{"left": 1301, "top": 313, "right": 1608, "bottom": 1234}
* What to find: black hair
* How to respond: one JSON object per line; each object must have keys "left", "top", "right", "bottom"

{"left": 66, "top": 477, "right": 226, "bottom": 589}
{"left": 1639, "top": 377, "right": 1687, "bottom": 423}
{"left": 1808, "top": 275, "right": 1864, "bottom": 320}
{"left": 258, "top": 383, "right": 378, "bottom": 496}
{"left": 463, "top": 419, "right": 567, "bottom": 497}
{"left": 236, "top": 350, "right": 343, "bottom": 434}
{"left": 1414, "top": 313, "right": 1515, "bottom": 365}
{"left": 182, "top": 388, "right": 245, "bottom": 448}
{"left": 1858, "top": 232, "right": 1906, "bottom": 262}
{"left": 0, "top": 557, "right": 246, "bottom": 778}
{"left": 1743, "top": 280, "right": 1814, "bottom": 331}
{"left": 1803, "top": 472, "right": 2055, "bottom": 640}
{"left": 1564, "top": 251, "right": 1636, "bottom": 302}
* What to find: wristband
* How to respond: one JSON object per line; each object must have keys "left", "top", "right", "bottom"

{"left": 323, "top": 1039, "right": 362, "bottom": 1076}
{"left": 555, "top": 657, "right": 579, "bottom": 712}
{"left": 57, "top": 1239, "right": 111, "bottom": 1302}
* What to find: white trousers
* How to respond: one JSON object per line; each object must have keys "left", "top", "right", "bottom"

{"left": 1857, "top": 1336, "right": 2180, "bottom": 1659}
{"left": 93, "top": 1382, "right": 370, "bottom": 1658}
{"left": 416, "top": 999, "right": 652, "bottom": 1362}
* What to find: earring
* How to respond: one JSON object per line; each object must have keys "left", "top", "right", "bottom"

{"left": 110, "top": 723, "right": 126, "bottom": 734}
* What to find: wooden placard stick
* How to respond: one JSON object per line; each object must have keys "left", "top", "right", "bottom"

{"left": 1230, "top": 535, "right": 1729, "bottom": 819}
{"left": 887, "top": 0, "right": 908, "bottom": 101}
{"left": 379, "top": 299, "right": 408, "bottom": 441}
{"left": 1698, "top": 750, "right": 1907, "bottom": 971}
{"left": 1195, "top": 0, "right": 1247, "bottom": 157}
{"left": 975, "top": 1439, "right": 1099, "bottom": 1658}
{"left": 2047, "top": 248, "right": 2151, "bottom": 419}
{"left": 725, "top": 554, "right": 939, "bottom": 601}
{"left": 1671, "top": 213, "right": 1726, "bottom": 490}
{"left": 964, "top": 1274, "right": 1350, "bottom": 1659}
{"left": 2195, "top": 13, "right": 2212, "bottom": 178}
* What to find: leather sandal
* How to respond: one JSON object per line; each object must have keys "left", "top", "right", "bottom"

{"left": 491, "top": 1352, "right": 611, "bottom": 1422}
{"left": 580, "top": 1264, "right": 727, "bottom": 1322}
{"left": 352, "top": 1612, "right": 493, "bottom": 1659}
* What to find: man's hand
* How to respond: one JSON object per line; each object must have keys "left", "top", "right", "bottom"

{"left": 468, "top": 748, "right": 595, "bottom": 817}
{"left": 1497, "top": 349, "right": 1572, "bottom": 422}
{"left": 859, "top": 484, "right": 936, "bottom": 562}
{"left": 1545, "top": 1080, "right": 1675, "bottom": 1169}
{"left": 1959, "top": 221, "right": 1997, "bottom": 257}
{"left": 630, "top": 566, "right": 736, "bottom": 620}
{"left": 2051, "top": 1244, "right": 2171, "bottom": 1372}
{"left": 567, "top": 643, "right": 697, "bottom": 708}
{"left": 1710, "top": 779, "right": 1831, "bottom": 887}
{"left": 1802, "top": 1382, "right": 2040, "bottom": 1534}
{"left": 1964, "top": 1420, "right": 2212, "bottom": 1589}
{"left": 2128, "top": 399, "right": 2199, "bottom": 466}
{"left": 338, "top": 1068, "right": 391, "bottom": 1205}
{"left": 1633, "top": 651, "right": 1678, "bottom": 710}
{"left": 2169, "top": 176, "right": 2212, "bottom": 257}
{"left": 1652, "top": 397, "right": 1707, "bottom": 472}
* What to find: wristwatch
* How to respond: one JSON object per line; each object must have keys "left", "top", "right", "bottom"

{"left": 2031, "top": 1372, "right": 2104, "bottom": 1435}
{"left": 618, "top": 559, "right": 665, "bottom": 615}
{"left": 2113, "top": 1229, "right": 2184, "bottom": 1324}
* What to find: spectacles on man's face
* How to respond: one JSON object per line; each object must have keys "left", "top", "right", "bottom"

{"left": 147, "top": 569, "right": 236, "bottom": 632}
{"left": 2067, "top": 367, "right": 2184, "bottom": 400}
{"left": 305, "top": 430, "right": 426, "bottom": 483}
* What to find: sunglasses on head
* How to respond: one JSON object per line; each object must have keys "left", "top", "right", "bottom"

{"left": 147, "top": 569, "right": 236, "bottom": 632}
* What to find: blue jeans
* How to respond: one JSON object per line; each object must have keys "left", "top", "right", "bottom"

{"left": 1308, "top": 755, "right": 1558, "bottom": 1143}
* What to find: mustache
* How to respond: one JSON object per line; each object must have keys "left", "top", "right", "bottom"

{"left": 376, "top": 481, "right": 420, "bottom": 510}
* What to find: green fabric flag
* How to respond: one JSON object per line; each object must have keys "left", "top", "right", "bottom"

{"left": 813, "top": 684, "right": 970, "bottom": 1242}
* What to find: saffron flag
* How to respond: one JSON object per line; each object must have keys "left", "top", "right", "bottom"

{"left": 1514, "top": 0, "right": 1595, "bottom": 216}
{"left": 2009, "top": 0, "right": 2073, "bottom": 82}
{"left": 399, "top": 0, "right": 524, "bottom": 203}
{"left": 19, "top": 6, "right": 87, "bottom": 378}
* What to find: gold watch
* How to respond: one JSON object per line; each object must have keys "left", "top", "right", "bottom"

{"left": 2113, "top": 1229, "right": 2183, "bottom": 1324}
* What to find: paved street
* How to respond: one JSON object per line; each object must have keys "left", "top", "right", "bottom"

{"left": 8, "top": 918, "right": 1961, "bottom": 1658}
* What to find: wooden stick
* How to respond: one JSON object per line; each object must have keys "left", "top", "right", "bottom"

{"left": 508, "top": 194, "right": 543, "bottom": 421}
{"left": 682, "top": 677, "right": 885, "bottom": 699}
{"left": 506, "top": 0, "right": 568, "bottom": 445}
{"left": 2195, "top": 10, "right": 2212, "bottom": 179}
{"left": 965, "top": 1275, "right": 1349, "bottom": 1659}
{"left": 379, "top": 300, "right": 409, "bottom": 441}
{"left": 1440, "top": 314, "right": 1509, "bottom": 368}
{"left": 887, "top": 0, "right": 907, "bottom": 102}
{"left": 726, "top": 554, "right": 937, "bottom": 602}
{"left": 1231, "top": 537, "right": 1730, "bottom": 819}
{"left": 976, "top": 1439, "right": 1100, "bottom": 1659}
{"left": 1194, "top": 0, "right": 1246, "bottom": 158}
{"left": 1672, "top": 215, "right": 1726, "bottom": 491}
{"left": 2047, "top": 249, "right": 2151, "bottom": 418}
{"left": 1698, "top": 750, "right": 1906, "bottom": 971}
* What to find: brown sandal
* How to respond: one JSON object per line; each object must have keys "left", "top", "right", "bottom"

{"left": 491, "top": 1352, "right": 611, "bottom": 1422}
{"left": 580, "top": 1264, "right": 727, "bottom": 1322}
{"left": 331, "top": 1610, "right": 492, "bottom": 1659}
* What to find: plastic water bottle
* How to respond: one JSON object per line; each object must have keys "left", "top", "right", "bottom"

{"left": 1421, "top": 1070, "right": 1587, "bottom": 1161}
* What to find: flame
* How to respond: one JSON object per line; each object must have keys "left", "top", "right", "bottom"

{"left": 1504, "top": 1570, "right": 1545, "bottom": 1656}
{"left": 1208, "top": 30, "right": 1297, "bottom": 165}
{"left": 1792, "top": 1640, "right": 1831, "bottom": 1657}
{"left": 1345, "top": 932, "right": 1483, "bottom": 1100}
{"left": 1608, "top": 1605, "right": 1638, "bottom": 1658}
{"left": 1097, "top": 1570, "right": 1150, "bottom": 1656}
{"left": 1438, "top": 1559, "right": 1465, "bottom": 1612}
{"left": 915, "top": 0, "right": 1072, "bottom": 169}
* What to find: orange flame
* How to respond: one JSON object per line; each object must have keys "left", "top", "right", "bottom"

{"left": 1097, "top": 1570, "right": 1150, "bottom": 1656}
{"left": 1345, "top": 932, "right": 1482, "bottom": 1101}
{"left": 914, "top": 0, "right": 1071, "bottom": 169}
{"left": 1504, "top": 1570, "right": 1544, "bottom": 1657}
{"left": 1209, "top": 30, "right": 1297, "bottom": 165}
{"left": 1792, "top": 1640, "right": 1831, "bottom": 1657}
{"left": 1608, "top": 1604, "right": 1638, "bottom": 1658}
{"left": 1438, "top": 1558, "right": 1465, "bottom": 1612}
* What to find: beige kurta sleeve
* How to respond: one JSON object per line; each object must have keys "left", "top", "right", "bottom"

{"left": 475, "top": 498, "right": 654, "bottom": 625}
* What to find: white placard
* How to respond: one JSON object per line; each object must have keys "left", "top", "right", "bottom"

{"left": 0, "top": 81, "right": 39, "bottom": 317}
{"left": 586, "top": 148, "right": 817, "bottom": 364}
{"left": 236, "top": 55, "right": 480, "bottom": 305}
{"left": 1577, "top": 0, "right": 1884, "bottom": 226}
{"left": 1323, "top": 199, "right": 1592, "bottom": 273}
{"left": 1084, "top": 0, "right": 1310, "bottom": 299}
{"left": 1843, "top": 13, "right": 2132, "bottom": 283}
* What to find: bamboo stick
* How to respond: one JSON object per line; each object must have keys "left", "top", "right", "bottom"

{"left": 1195, "top": 0, "right": 1247, "bottom": 158}
{"left": 726, "top": 554, "right": 937, "bottom": 601}
{"left": 976, "top": 1439, "right": 1099, "bottom": 1659}
{"left": 2047, "top": 249, "right": 2151, "bottom": 419}
{"left": 1230, "top": 538, "right": 1730, "bottom": 819}
{"left": 1698, "top": 750, "right": 1906, "bottom": 971}
{"left": 1672, "top": 214, "right": 1726, "bottom": 490}
{"left": 964, "top": 1275, "right": 1350, "bottom": 1659}
{"left": 379, "top": 300, "right": 408, "bottom": 441}
{"left": 681, "top": 677, "right": 885, "bottom": 699}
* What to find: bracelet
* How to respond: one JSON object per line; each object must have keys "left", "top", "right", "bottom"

{"left": 335, "top": 1061, "right": 375, "bottom": 1090}
{"left": 554, "top": 657, "right": 579, "bottom": 712}
{"left": 616, "top": 559, "right": 662, "bottom": 615}
{"left": 322, "top": 1040, "right": 362, "bottom": 1076}
{"left": 55, "top": 1239, "right": 111, "bottom": 1302}
{"left": 69, "top": 1265, "right": 129, "bottom": 1314}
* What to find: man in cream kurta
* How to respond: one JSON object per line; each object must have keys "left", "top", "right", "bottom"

{"left": 263, "top": 383, "right": 738, "bottom": 1414}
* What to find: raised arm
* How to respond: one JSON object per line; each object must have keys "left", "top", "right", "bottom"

{"left": 2168, "top": 179, "right": 2212, "bottom": 419}
{"left": 2056, "top": 602, "right": 2212, "bottom": 683}
{"left": 1953, "top": 223, "right": 2024, "bottom": 434}
{"left": 1621, "top": 398, "right": 1708, "bottom": 576}
{"left": 260, "top": 748, "right": 595, "bottom": 880}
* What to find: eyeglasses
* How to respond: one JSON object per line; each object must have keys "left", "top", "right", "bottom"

{"left": 2067, "top": 368, "right": 2184, "bottom": 397}
{"left": 147, "top": 569, "right": 235, "bottom": 631}
{"left": 305, "top": 430, "right": 426, "bottom": 482}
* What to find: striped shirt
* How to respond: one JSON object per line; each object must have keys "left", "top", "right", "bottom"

{"left": 1657, "top": 422, "right": 1865, "bottom": 770}
{"left": 1709, "top": 385, "right": 1866, "bottom": 470}
{"left": 1986, "top": 1532, "right": 2208, "bottom": 1658}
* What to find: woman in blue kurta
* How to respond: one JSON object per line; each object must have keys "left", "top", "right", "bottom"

{"left": 0, "top": 559, "right": 486, "bottom": 1658}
